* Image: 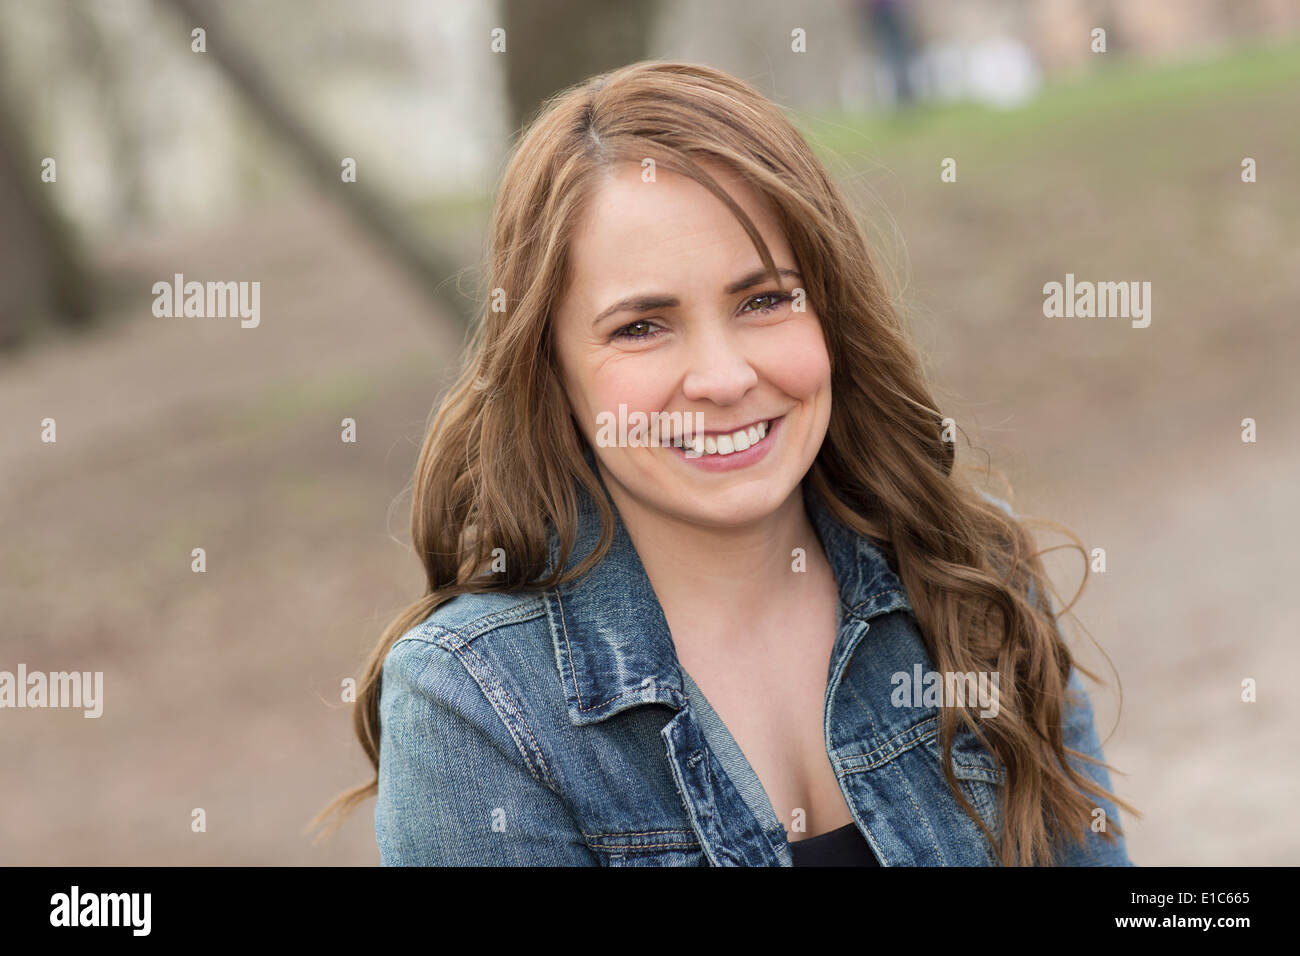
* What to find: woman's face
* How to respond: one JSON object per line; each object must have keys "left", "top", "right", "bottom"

{"left": 552, "top": 160, "right": 832, "bottom": 530}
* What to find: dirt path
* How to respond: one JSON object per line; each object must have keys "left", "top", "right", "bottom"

{"left": 2, "top": 192, "right": 463, "bottom": 863}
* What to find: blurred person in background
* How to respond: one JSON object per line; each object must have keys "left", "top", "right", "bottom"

{"left": 854, "top": 0, "right": 918, "bottom": 107}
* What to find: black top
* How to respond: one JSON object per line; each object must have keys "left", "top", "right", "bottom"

{"left": 788, "top": 822, "right": 881, "bottom": 866}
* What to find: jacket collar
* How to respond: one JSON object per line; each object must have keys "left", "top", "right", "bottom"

{"left": 543, "top": 444, "right": 912, "bottom": 726}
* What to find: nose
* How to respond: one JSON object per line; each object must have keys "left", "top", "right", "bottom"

{"left": 680, "top": 324, "right": 759, "bottom": 406}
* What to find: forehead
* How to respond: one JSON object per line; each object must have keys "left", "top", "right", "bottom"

{"left": 565, "top": 161, "right": 790, "bottom": 292}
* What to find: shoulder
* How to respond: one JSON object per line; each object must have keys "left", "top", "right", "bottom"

{"left": 393, "top": 590, "right": 549, "bottom": 652}
{"left": 381, "top": 591, "right": 545, "bottom": 716}
{"left": 380, "top": 589, "right": 566, "bottom": 781}
{"left": 375, "top": 591, "right": 598, "bottom": 865}
{"left": 382, "top": 589, "right": 555, "bottom": 726}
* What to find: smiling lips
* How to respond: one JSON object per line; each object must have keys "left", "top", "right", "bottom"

{"left": 659, "top": 415, "right": 784, "bottom": 471}
{"left": 671, "top": 418, "right": 771, "bottom": 456}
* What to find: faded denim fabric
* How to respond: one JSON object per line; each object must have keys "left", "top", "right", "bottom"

{"left": 678, "top": 666, "right": 798, "bottom": 864}
{"left": 375, "top": 448, "right": 1133, "bottom": 866}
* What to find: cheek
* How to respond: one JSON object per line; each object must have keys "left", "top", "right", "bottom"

{"left": 757, "top": 314, "right": 832, "bottom": 398}
{"left": 575, "top": 353, "right": 677, "bottom": 437}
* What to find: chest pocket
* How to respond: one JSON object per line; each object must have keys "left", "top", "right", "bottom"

{"left": 584, "top": 828, "right": 709, "bottom": 867}
{"left": 920, "top": 716, "right": 1007, "bottom": 836}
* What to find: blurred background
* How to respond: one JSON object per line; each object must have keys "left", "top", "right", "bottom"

{"left": 2, "top": 0, "right": 1297, "bottom": 865}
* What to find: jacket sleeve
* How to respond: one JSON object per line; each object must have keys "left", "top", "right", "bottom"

{"left": 978, "top": 490, "right": 1134, "bottom": 865}
{"left": 375, "top": 634, "right": 599, "bottom": 866}
{"left": 1050, "top": 666, "right": 1135, "bottom": 865}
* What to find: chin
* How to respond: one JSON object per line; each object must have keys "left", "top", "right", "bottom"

{"left": 689, "top": 500, "right": 786, "bottom": 529}
{"left": 664, "top": 479, "right": 795, "bottom": 528}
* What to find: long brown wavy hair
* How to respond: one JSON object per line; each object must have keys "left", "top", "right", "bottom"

{"left": 311, "top": 59, "right": 1139, "bottom": 865}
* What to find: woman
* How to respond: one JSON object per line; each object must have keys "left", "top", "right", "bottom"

{"left": 314, "top": 60, "right": 1138, "bottom": 866}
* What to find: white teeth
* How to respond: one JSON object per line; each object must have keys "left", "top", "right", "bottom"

{"left": 680, "top": 419, "right": 772, "bottom": 456}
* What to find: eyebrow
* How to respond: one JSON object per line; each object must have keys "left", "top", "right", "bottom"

{"left": 591, "top": 267, "right": 803, "bottom": 327}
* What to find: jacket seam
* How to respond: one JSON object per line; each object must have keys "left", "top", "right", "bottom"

{"left": 395, "top": 597, "right": 546, "bottom": 650}
{"left": 838, "top": 715, "right": 1002, "bottom": 779}
{"left": 420, "top": 630, "right": 560, "bottom": 796}
{"left": 588, "top": 842, "right": 700, "bottom": 852}
{"left": 454, "top": 636, "right": 557, "bottom": 791}
{"left": 552, "top": 587, "right": 586, "bottom": 711}
{"left": 838, "top": 713, "right": 938, "bottom": 767}
{"left": 846, "top": 587, "right": 910, "bottom": 619}
{"left": 583, "top": 828, "right": 702, "bottom": 852}
{"left": 552, "top": 589, "right": 660, "bottom": 715}
{"left": 837, "top": 692, "right": 945, "bottom": 861}
{"left": 892, "top": 755, "right": 945, "bottom": 861}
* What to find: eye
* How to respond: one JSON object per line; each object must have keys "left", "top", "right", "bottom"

{"left": 741, "top": 291, "right": 793, "bottom": 314}
{"left": 611, "top": 319, "right": 665, "bottom": 341}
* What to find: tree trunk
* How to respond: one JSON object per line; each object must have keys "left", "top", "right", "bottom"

{"left": 154, "top": 0, "right": 474, "bottom": 327}
{"left": 502, "top": 0, "right": 658, "bottom": 137}
{"left": 0, "top": 64, "right": 93, "bottom": 350}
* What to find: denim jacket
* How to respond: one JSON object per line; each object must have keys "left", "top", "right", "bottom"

{"left": 375, "top": 452, "right": 1132, "bottom": 866}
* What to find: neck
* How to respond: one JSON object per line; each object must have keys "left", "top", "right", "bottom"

{"left": 597, "top": 462, "right": 831, "bottom": 645}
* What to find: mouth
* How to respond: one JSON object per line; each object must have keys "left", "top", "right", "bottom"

{"left": 667, "top": 415, "right": 784, "bottom": 462}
